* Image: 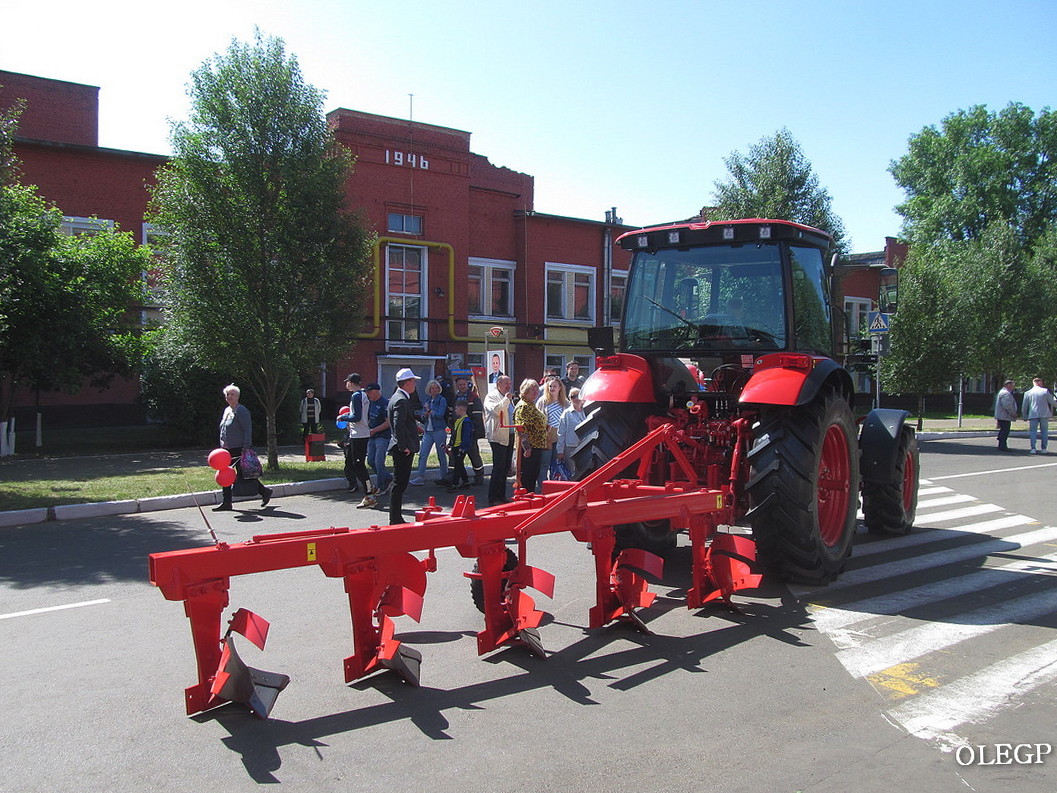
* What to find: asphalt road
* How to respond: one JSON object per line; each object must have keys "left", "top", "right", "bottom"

{"left": 1, "top": 435, "right": 1055, "bottom": 793}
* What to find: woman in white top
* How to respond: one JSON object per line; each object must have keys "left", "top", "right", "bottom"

{"left": 535, "top": 376, "right": 569, "bottom": 482}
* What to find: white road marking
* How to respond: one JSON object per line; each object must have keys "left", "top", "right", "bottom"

{"left": 931, "top": 462, "right": 1057, "bottom": 480}
{"left": 854, "top": 513, "right": 1038, "bottom": 558}
{"left": 823, "top": 525, "right": 1057, "bottom": 590}
{"left": 910, "top": 503, "right": 1003, "bottom": 524}
{"left": 0, "top": 598, "right": 111, "bottom": 620}
{"left": 812, "top": 550, "right": 1057, "bottom": 632}
{"left": 889, "top": 637, "right": 1057, "bottom": 750}
{"left": 835, "top": 584, "right": 1057, "bottom": 678}
{"left": 914, "top": 493, "right": 976, "bottom": 509}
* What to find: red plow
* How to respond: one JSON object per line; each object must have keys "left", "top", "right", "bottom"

{"left": 149, "top": 423, "right": 762, "bottom": 718}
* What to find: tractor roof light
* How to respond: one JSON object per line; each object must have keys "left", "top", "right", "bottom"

{"left": 595, "top": 355, "right": 623, "bottom": 369}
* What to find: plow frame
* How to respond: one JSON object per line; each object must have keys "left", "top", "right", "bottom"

{"left": 149, "top": 422, "right": 762, "bottom": 717}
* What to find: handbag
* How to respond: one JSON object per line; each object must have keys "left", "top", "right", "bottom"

{"left": 549, "top": 457, "right": 572, "bottom": 481}
{"left": 240, "top": 447, "right": 263, "bottom": 479}
{"left": 547, "top": 425, "right": 558, "bottom": 445}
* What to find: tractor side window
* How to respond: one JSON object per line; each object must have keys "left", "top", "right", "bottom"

{"left": 789, "top": 245, "right": 831, "bottom": 354}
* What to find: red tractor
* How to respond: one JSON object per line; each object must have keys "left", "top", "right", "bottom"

{"left": 573, "top": 218, "right": 918, "bottom": 583}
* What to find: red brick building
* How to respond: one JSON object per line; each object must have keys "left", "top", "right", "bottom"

{"left": 3, "top": 69, "right": 902, "bottom": 423}
{"left": 1, "top": 70, "right": 633, "bottom": 420}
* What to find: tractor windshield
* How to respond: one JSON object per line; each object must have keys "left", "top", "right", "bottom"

{"left": 622, "top": 243, "right": 789, "bottom": 353}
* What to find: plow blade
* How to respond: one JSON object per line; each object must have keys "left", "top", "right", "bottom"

{"left": 689, "top": 531, "right": 763, "bottom": 608}
{"left": 210, "top": 636, "right": 289, "bottom": 719}
{"left": 375, "top": 614, "right": 423, "bottom": 687}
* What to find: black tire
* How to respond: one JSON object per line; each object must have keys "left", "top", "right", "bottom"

{"left": 470, "top": 547, "right": 519, "bottom": 614}
{"left": 745, "top": 389, "right": 859, "bottom": 584}
{"left": 571, "top": 401, "right": 674, "bottom": 553}
{"left": 570, "top": 400, "right": 653, "bottom": 478}
{"left": 863, "top": 427, "right": 919, "bottom": 536}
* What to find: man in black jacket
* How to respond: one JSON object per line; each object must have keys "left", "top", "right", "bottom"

{"left": 387, "top": 368, "right": 422, "bottom": 524}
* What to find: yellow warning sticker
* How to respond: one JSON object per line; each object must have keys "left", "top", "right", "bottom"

{"left": 307, "top": 542, "right": 317, "bottom": 562}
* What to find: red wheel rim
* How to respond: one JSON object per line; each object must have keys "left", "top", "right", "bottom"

{"left": 902, "top": 449, "right": 916, "bottom": 513}
{"left": 817, "top": 424, "right": 851, "bottom": 546}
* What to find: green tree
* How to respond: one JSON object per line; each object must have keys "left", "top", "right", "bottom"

{"left": 888, "top": 103, "right": 1057, "bottom": 394}
{"left": 883, "top": 243, "right": 968, "bottom": 397}
{"left": 149, "top": 32, "right": 373, "bottom": 469}
{"left": 710, "top": 128, "right": 848, "bottom": 253}
{"left": 890, "top": 103, "right": 1057, "bottom": 247}
{"left": 0, "top": 101, "right": 149, "bottom": 426}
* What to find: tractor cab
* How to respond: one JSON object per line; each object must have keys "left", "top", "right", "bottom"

{"left": 617, "top": 219, "right": 835, "bottom": 383}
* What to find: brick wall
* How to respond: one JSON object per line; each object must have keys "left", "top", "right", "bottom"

{"left": 1, "top": 70, "right": 99, "bottom": 146}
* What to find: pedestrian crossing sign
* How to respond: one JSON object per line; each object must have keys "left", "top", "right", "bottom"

{"left": 868, "top": 312, "right": 890, "bottom": 333}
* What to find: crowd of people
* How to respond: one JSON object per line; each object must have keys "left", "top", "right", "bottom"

{"left": 334, "top": 360, "right": 590, "bottom": 524}
{"left": 210, "top": 360, "right": 592, "bottom": 522}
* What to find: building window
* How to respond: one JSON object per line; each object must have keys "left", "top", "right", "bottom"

{"left": 386, "top": 245, "right": 426, "bottom": 346}
{"left": 844, "top": 297, "right": 872, "bottom": 343}
{"left": 609, "top": 269, "right": 627, "bottom": 325}
{"left": 545, "top": 263, "right": 595, "bottom": 323}
{"left": 387, "top": 213, "right": 422, "bottom": 235}
{"left": 61, "top": 216, "right": 113, "bottom": 236}
{"left": 468, "top": 258, "right": 514, "bottom": 318}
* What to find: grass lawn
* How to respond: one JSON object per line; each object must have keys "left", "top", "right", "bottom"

{"left": 0, "top": 431, "right": 481, "bottom": 511}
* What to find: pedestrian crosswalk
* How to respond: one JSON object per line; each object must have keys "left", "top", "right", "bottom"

{"left": 792, "top": 479, "right": 1057, "bottom": 752}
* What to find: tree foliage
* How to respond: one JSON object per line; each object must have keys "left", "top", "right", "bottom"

{"left": 148, "top": 32, "right": 373, "bottom": 468}
{"left": 890, "top": 103, "right": 1057, "bottom": 247}
{"left": 887, "top": 103, "right": 1057, "bottom": 391}
{"left": 0, "top": 102, "right": 149, "bottom": 422}
{"left": 710, "top": 128, "right": 848, "bottom": 253}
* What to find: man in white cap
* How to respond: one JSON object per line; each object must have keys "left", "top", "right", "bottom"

{"left": 387, "top": 367, "right": 422, "bottom": 524}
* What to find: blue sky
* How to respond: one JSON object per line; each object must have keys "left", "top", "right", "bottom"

{"left": 5, "top": 0, "right": 1055, "bottom": 252}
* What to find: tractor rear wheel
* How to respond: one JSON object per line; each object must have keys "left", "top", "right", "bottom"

{"left": 745, "top": 389, "right": 858, "bottom": 584}
{"left": 863, "top": 426, "right": 919, "bottom": 536}
{"left": 571, "top": 401, "right": 674, "bottom": 553}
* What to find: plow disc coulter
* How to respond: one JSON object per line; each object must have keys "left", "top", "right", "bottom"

{"left": 149, "top": 424, "right": 761, "bottom": 719}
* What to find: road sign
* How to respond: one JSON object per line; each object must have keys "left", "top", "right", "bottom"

{"left": 868, "top": 312, "right": 890, "bottom": 333}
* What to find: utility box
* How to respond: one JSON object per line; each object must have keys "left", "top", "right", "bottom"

{"left": 305, "top": 433, "right": 326, "bottom": 462}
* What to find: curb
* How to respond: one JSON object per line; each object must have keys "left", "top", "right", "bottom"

{"left": 0, "top": 476, "right": 349, "bottom": 529}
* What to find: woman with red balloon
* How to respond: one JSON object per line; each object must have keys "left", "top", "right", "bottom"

{"left": 208, "top": 383, "right": 272, "bottom": 511}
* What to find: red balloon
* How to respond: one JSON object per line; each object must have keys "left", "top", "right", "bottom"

{"left": 208, "top": 448, "right": 232, "bottom": 470}
{"left": 215, "top": 466, "right": 237, "bottom": 487}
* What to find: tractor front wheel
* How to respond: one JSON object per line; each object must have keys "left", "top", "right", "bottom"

{"left": 745, "top": 389, "right": 859, "bottom": 584}
{"left": 863, "top": 426, "right": 919, "bottom": 536}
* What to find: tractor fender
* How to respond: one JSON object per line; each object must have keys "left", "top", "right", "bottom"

{"left": 739, "top": 356, "right": 852, "bottom": 407}
{"left": 579, "top": 353, "right": 656, "bottom": 406}
{"left": 859, "top": 408, "right": 912, "bottom": 483}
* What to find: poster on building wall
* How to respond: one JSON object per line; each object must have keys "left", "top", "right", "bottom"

{"left": 486, "top": 349, "right": 507, "bottom": 393}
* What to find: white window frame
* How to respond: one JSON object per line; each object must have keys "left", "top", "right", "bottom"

{"left": 545, "top": 262, "right": 595, "bottom": 324}
{"left": 609, "top": 268, "right": 628, "bottom": 326}
{"left": 468, "top": 257, "right": 515, "bottom": 319}
{"left": 386, "top": 244, "right": 428, "bottom": 349}
{"left": 61, "top": 216, "right": 113, "bottom": 236}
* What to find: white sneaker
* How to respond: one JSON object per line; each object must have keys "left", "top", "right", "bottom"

{"left": 409, "top": 477, "right": 425, "bottom": 486}
{"left": 1030, "top": 449, "right": 1038, "bottom": 455}
{"left": 357, "top": 495, "right": 378, "bottom": 509}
